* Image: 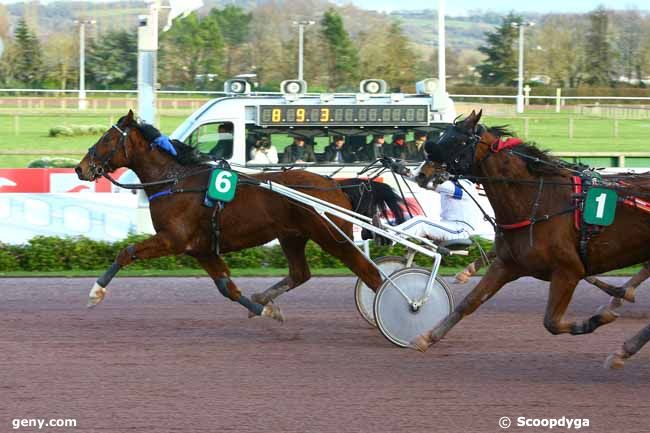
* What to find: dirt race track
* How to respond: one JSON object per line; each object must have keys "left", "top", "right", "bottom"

{"left": 1, "top": 276, "right": 649, "bottom": 433}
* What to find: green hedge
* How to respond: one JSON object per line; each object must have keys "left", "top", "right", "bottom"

{"left": 49, "top": 124, "right": 106, "bottom": 137}
{"left": 27, "top": 157, "right": 80, "bottom": 168}
{"left": 0, "top": 235, "right": 493, "bottom": 272}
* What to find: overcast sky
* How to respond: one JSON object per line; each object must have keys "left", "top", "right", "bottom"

{"left": 0, "top": 0, "right": 648, "bottom": 15}
{"left": 344, "top": 0, "right": 649, "bottom": 14}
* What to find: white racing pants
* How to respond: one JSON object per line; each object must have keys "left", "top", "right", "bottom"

{"left": 395, "top": 216, "right": 474, "bottom": 242}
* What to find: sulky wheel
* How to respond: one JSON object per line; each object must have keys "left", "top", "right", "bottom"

{"left": 374, "top": 268, "right": 454, "bottom": 347}
{"left": 354, "top": 256, "right": 407, "bottom": 327}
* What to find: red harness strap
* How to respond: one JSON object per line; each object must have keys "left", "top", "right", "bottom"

{"left": 624, "top": 196, "right": 650, "bottom": 213}
{"left": 491, "top": 137, "right": 524, "bottom": 153}
{"left": 572, "top": 176, "right": 583, "bottom": 230}
{"left": 498, "top": 219, "right": 533, "bottom": 230}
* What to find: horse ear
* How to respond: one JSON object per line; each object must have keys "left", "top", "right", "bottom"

{"left": 462, "top": 110, "right": 480, "bottom": 130}
{"left": 476, "top": 109, "right": 483, "bottom": 124}
{"left": 125, "top": 109, "right": 134, "bottom": 125}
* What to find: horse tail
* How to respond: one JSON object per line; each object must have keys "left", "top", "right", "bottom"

{"left": 337, "top": 179, "right": 405, "bottom": 224}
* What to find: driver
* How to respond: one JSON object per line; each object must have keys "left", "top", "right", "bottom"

{"left": 390, "top": 160, "right": 494, "bottom": 242}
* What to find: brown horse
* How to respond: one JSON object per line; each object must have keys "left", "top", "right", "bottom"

{"left": 75, "top": 110, "right": 404, "bottom": 322}
{"left": 411, "top": 110, "right": 650, "bottom": 368}
{"left": 416, "top": 162, "right": 650, "bottom": 309}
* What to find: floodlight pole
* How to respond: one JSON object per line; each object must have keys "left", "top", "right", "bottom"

{"left": 293, "top": 20, "right": 314, "bottom": 81}
{"left": 76, "top": 19, "right": 95, "bottom": 110}
{"left": 513, "top": 21, "right": 534, "bottom": 114}
{"left": 437, "top": 0, "right": 446, "bottom": 96}
{"left": 138, "top": 0, "right": 159, "bottom": 125}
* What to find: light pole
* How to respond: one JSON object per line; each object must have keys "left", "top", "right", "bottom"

{"left": 512, "top": 21, "right": 534, "bottom": 113}
{"left": 292, "top": 20, "right": 314, "bottom": 81}
{"left": 75, "top": 19, "right": 95, "bottom": 110}
{"left": 138, "top": 0, "right": 160, "bottom": 125}
{"left": 437, "top": 0, "right": 446, "bottom": 96}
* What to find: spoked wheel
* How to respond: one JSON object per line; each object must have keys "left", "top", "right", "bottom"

{"left": 354, "top": 256, "right": 407, "bottom": 327}
{"left": 374, "top": 268, "right": 454, "bottom": 348}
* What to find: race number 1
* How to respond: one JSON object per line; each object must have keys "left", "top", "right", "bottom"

{"left": 583, "top": 187, "right": 617, "bottom": 226}
{"left": 207, "top": 169, "right": 238, "bottom": 202}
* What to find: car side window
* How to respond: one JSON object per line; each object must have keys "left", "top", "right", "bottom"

{"left": 188, "top": 122, "right": 234, "bottom": 159}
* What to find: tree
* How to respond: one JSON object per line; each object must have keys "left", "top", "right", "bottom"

{"left": 320, "top": 9, "right": 359, "bottom": 90}
{"left": 612, "top": 10, "right": 643, "bottom": 85}
{"left": 159, "top": 13, "right": 224, "bottom": 90}
{"left": 583, "top": 6, "right": 612, "bottom": 86}
{"left": 43, "top": 32, "right": 78, "bottom": 89}
{"left": 210, "top": 6, "right": 253, "bottom": 78}
{"left": 86, "top": 30, "right": 137, "bottom": 89}
{"left": 13, "top": 18, "right": 44, "bottom": 86}
{"left": 358, "top": 21, "right": 416, "bottom": 91}
{"left": 529, "top": 15, "right": 587, "bottom": 88}
{"left": 476, "top": 12, "right": 521, "bottom": 86}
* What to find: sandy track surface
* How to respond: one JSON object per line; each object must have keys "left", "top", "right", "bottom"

{"left": 1, "top": 276, "right": 648, "bottom": 432}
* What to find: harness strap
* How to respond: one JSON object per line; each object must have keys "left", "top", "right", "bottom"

{"left": 491, "top": 137, "right": 524, "bottom": 153}
{"left": 148, "top": 189, "right": 173, "bottom": 202}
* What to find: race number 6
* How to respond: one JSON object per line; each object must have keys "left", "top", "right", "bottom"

{"left": 214, "top": 170, "right": 233, "bottom": 193}
{"left": 207, "top": 168, "right": 238, "bottom": 202}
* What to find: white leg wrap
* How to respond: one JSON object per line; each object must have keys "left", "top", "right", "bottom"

{"left": 87, "top": 282, "right": 107, "bottom": 308}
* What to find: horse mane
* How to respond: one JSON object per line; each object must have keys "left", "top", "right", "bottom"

{"left": 118, "top": 115, "right": 210, "bottom": 166}
{"left": 483, "top": 124, "right": 569, "bottom": 177}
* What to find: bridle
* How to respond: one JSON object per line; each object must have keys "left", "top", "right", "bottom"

{"left": 430, "top": 125, "right": 483, "bottom": 175}
{"left": 87, "top": 124, "right": 130, "bottom": 180}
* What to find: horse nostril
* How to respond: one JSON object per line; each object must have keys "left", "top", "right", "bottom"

{"left": 75, "top": 166, "right": 83, "bottom": 178}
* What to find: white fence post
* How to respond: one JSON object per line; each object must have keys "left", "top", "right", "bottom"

{"left": 555, "top": 88, "right": 561, "bottom": 113}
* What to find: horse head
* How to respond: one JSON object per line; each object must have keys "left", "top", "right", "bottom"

{"left": 424, "top": 109, "right": 487, "bottom": 176}
{"left": 76, "top": 110, "right": 142, "bottom": 181}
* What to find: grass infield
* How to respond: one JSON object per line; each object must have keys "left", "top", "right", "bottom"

{"left": 0, "top": 110, "right": 648, "bottom": 167}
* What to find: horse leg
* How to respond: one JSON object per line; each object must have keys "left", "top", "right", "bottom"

{"left": 87, "top": 232, "right": 182, "bottom": 307}
{"left": 251, "top": 236, "right": 311, "bottom": 305}
{"left": 542, "top": 271, "right": 619, "bottom": 336}
{"left": 454, "top": 248, "right": 497, "bottom": 283}
{"left": 411, "top": 258, "right": 519, "bottom": 352}
{"left": 604, "top": 323, "right": 650, "bottom": 369}
{"left": 197, "top": 255, "right": 284, "bottom": 322}
{"left": 594, "top": 261, "right": 650, "bottom": 309}
{"left": 585, "top": 262, "right": 648, "bottom": 305}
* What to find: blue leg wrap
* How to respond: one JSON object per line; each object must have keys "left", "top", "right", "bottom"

{"left": 238, "top": 295, "right": 264, "bottom": 316}
{"left": 215, "top": 278, "right": 263, "bottom": 316}
{"left": 97, "top": 262, "right": 121, "bottom": 287}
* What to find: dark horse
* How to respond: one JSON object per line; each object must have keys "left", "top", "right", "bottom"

{"left": 76, "top": 110, "right": 404, "bottom": 322}
{"left": 423, "top": 171, "right": 650, "bottom": 311}
{"left": 411, "top": 110, "right": 650, "bottom": 368}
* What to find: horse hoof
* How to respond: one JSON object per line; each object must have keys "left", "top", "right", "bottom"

{"left": 251, "top": 293, "right": 270, "bottom": 306}
{"left": 408, "top": 333, "right": 433, "bottom": 353}
{"left": 261, "top": 302, "right": 285, "bottom": 323}
{"left": 597, "top": 305, "right": 620, "bottom": 324}
{"left": 623, "top": 286, "right": 636, "bottom": 303}
{"left": 87, "top": 282, "right": 107, "bottom": 308}
{"left": 608, "top": 297, "right": 624, "bottom": 310}
{"left": 604, "top": 352, "right": 626, "bottom": 370}
{"left": 453, "top": 270, "right": 470, "bottom": 284}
